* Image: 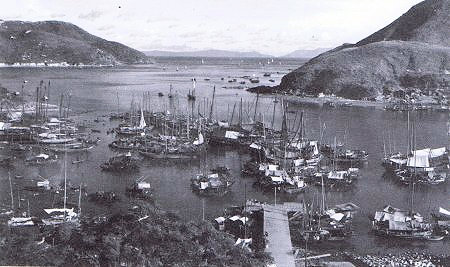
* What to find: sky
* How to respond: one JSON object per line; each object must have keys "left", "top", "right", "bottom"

{"left": 0, "top": 0, "right": 424, "bottom": 56}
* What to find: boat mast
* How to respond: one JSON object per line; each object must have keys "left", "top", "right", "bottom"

{"left": 230, "top": 102, "right": 236, "bottom": 125}
{"left": 8, "top": 171, "right": 13, "bottom": 210}
{"left": 253, "top": 93, "right": 259, "bottom": 123}
{"left": 78, "top": 183, "right": 82, "bottom": 216}
{"left": 117, "top": 91, "right": 120, "bottom": 115}
{"left": 271, "top": 99, "right": 276, "bottom": 129}
{"left": 63, "top": 148, "right": 67, "bottom": 221}
{"left": 239, "top": 98, "right": 243, "bottom": 128}
{"left": 209, "top": 85, "right": 216, "bottom": 120}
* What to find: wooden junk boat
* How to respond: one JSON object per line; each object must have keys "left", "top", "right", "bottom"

{"left": 191, "top": 166, "right": 234, "bottom": 196}
{"left": 139, "top": 132, "right": 205, "bottom": 160}
{"left": 371, "top": 205, "right": 442, "bottom": 240}
{"left": 126, "top": 178, "right": 152, "bottom": 200}
{"left": 100, "top": 152, "right": 138, "bottom": 172}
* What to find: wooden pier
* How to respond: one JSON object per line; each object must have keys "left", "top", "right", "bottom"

{"left": 263, "top": 203, "right": 303, "bottom": 267}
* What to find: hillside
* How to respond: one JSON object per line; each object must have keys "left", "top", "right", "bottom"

{"left": 144, "top": 49, "right": 272, "bottom": 58}
{"left": 0, "top": 20, "right": 150, "bottom": 65}
{"left": 264, "top": 0, "right": 450, "bottom": 99}
{"left": 0, "top": 202, "right": 270, "bottom": 266}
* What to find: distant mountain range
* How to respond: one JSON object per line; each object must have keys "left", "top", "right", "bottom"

{"left": 252, "top": 0, "right": 450, "bottom": 100}
{"left": 144, "top": 49, "right": 273, "bottom": 58}
{"left": 281, "top": 48, "right": 331, "bottom": 58}
{"left": 144, "top": 48, "right": 333, "bottom": 59}
{"left": 0, "top": 20, "right": 151, "bottom": 65}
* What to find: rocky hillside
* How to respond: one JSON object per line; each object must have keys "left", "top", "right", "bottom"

{"left": 0, "top": 202, "right": 271, "bottom": 266}
{"left": 273, "top": 0, "right": 450, "bottom": 99}
{"left": 0, "top": 20, "right": 150, "bottom": 65}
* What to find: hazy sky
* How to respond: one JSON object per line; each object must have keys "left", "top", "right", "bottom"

{"left": 1, "top": 0, "right": 423, "bottom": 56}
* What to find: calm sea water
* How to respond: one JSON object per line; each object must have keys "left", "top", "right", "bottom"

{"left": 0, "top": 57, "right": 448, "bottom": 255}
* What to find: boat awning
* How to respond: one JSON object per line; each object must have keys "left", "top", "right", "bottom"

{"left": 193, "top": 133, "right": 204, "bottom": 145}
{"left": 270, "top": 176, "right": 284, "bottom": 183}
{"left": 44, "top": 208, "right": 77, "bottom": 217}
{"left": 293, "top": 158, "right": 304, "bottom": 167}
{"left": 218, "top": 121, "right": 229, "bottom": 127}
{"left": 390, "top": 158, "right": 407, "bottom": 165}
{"left": 49, "top": 118, "right": 62, "bottom": 123}
{"left": 208, "top": 173, "right": 219, "bottom": 179}
{"left": 249, "top": 143, "right": 261, "bottom": 149}
{"left": 439, "top": 207, "right": 450, "bottom": 216}
{"left": 329, "top": 212, "right": 345, "bottom": 222}
{"left": 209, "top": 179, "right": 222, "bottom": 187}
{"left": 137, "top": 182, "right": 151, "bottom": 189}
{"left": 215, "top": 216, "right": 226, "bottom": 224}
{"left": 239, "top": 217, "right": 249, "bottom": 224}
{"left": 225, "top": 131, "right": 240, "bottom": 139}
{"left": 393, "top": 211, "right": 408, "bottom": 222}
{"left": 229, "top": 215, "right": 241, "bottom": 221}
{"left": 407, "top": 150, "right": 430, "bottom": 168}
{"left": 328, "top": 171, "right": 346, "bottom": 180}
{"left": 389, "top": 220, "right": 408, "bottom": 231}
{"left": 430, "top": 147, "right": 446, "bottom": 158}
{"left": 200, "top": 182, "right": 209, "bottom": 189}
{"left": 268, "top": 164, "right": 278, "bottom": 171}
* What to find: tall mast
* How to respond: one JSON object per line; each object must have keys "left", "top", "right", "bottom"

{"left": 117, "top": 91, "right": 120, "bottom": 115}
{"left": 230, "top": 102, "right": 236, "bottom": 125}
{"left": 271, "top": 99, "right": 276, "bottom": 129}
{"left": 253, "top": 93, "right": 259, "bottom": 123}
{"left": 239, "top": 98, "right": 243, "bottom": 128}
{"left": 63, "top": 148, "right": 67, "bottom": 221}
{"left": 78, "top": 183, "right": 82, "bottom": 216}
{"left": 209, "top": 85, "right": 216, "bottom": 120}
{"left": 8, "top": 171, "right": 13, "bottom": 210}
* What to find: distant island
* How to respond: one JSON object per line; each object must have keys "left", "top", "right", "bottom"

{"left": 0, "top": 20, "right": 151, "bottom": 66}
{"left": 281, "top": 48, "right": 331, "bottom": 58}
{"left": 250, "top": 0, "right": 450, "bottom": 100}
{"left": 143, "top": 49, "right": 273, "bottom": 58}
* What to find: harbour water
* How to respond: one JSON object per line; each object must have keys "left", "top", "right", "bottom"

{"left": 0, "top": 57, "right": 448, "bottom": 255}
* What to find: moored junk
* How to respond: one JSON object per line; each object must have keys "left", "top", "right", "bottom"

{"left": 116, "top": 108, "right": 152, "bottom": 136}
{"left": 100, "top": 152, "right": 139, "bottom": 172}
{"left": 25, "top": 153, "right": 58, "bottom": 165}
{"left": 41, "top": 208, "right": 79, "bottom": 226}
{"left": 370, "top": 205, "right": 442, "bottom": 240}
{"left": 8, "top": 216, "right": 42, "bottom": 227}
{"left": 384, "top": 147, "right": 448, "bottom": 185}
{"left": 191, "top": 166, "right": 234, "bottom": 196}
{"left": 291, "top": 202, "right": 359, "bottom": 243}
{"left": 431, "top": 207, "right": 450, "bottom": 235}
{"left": 209, "top": 127, "right": 243, "bottom": 147}
{"left": 139, "top": 132, "right": 206, "bottom": 160}
{"left": 48, "top": 141, "right": 95, "bottom": 153}
{"left": 255, "top": 163, "right": 308, "bottom": 193}
{"left": 126, "top": 177, "right": 152, "bottom": 200}
{"left": 332, "top": 149, "right": 368, "bottom": 164}
{"left": 88, "top": 191, "right": 120, "bottom": 203}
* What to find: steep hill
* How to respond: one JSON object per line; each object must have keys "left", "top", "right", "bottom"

{"left": 0, "top": 20, "right": 150, "bottom": 65}
{"left": 271, "top": 0, "right": 450, "bottom": 99}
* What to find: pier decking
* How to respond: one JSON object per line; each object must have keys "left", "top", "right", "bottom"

{"left": 263, "top": 203, "right": 303, "bottom": 267}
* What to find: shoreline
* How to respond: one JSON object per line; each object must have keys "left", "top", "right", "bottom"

{"left": 259, "top": 94, "right": 447, "bottom": 110}
{"left": 260, "top": 94, "right": 387, "bottom": 109}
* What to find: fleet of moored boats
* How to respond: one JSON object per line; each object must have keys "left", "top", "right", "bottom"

{"left": 0, "top": 80, "right": 449, "bottom": 251}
